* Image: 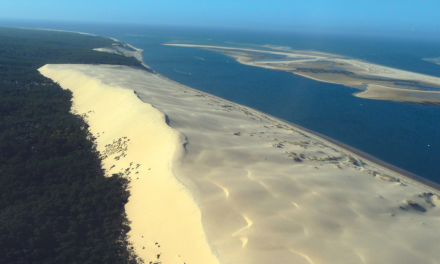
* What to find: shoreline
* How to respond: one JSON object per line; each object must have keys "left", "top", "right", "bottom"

{"left": 40, "top": 63, "right": 440, "bottom": 263}
{"left": 54, "top": 37, "right": 440, "bottom": 262}
{"left": 275, "top": 115, "right": 440, "bottom": 191}
{"left": 7, "top": 26, "right": 96, "bottom": 36}
{"left": 121, "top": 41, "right": 440, "bottom": 193}
{"left": 155, "top": 70, "right": 440, "bottom": 193}
{"left": 94, "top": 38, "right": 155, "bottom": 72}
{"left": 125, "top": 64, "right": 440, "bottom": 262}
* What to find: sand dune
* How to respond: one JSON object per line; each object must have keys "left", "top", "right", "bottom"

{"left": 40, "top": 64, "right": 440, "bottom": 264}
{"left": 39, "top": 65, "right": 220, "bottom": 264}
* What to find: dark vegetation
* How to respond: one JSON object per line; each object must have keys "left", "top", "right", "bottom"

{"left": 0, "top": 27, "right": 141, "bottom": 264}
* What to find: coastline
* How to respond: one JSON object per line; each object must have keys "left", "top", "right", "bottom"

{"left": 35, "top": 34, "right": 440, "bottom": 263}
{"left": 40, "top": 63, "right": 440, "bottom": 264}
{"left": 155, "top": 69, "right": 440, "bottom": 193}
{"left": 272, "top": 114, "right": 440, "bottom": 191}
{"left": 94, "top": 38, "right": 155, "bottom": 72}
{"left": 9, "top": 26, "right": 96, "bottom": 36}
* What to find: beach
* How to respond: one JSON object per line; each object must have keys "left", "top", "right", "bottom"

{"left": 39, "top": 64, "right": 440, "bottom": 264}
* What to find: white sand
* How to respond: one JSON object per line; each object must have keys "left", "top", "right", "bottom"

{"left": 356, "top": 84, "right": 440, "bottom": 103}
{"left": 39, "top": 65, "right": 220, "bottom": 264}
{"left": 337, "top": 59, "right": 440, "bottom": 86}
{"left": 40, "top": 64, "right": 440, "bottom": 264}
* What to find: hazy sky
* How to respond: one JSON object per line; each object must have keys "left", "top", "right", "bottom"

{"left": 2, "top": 0, "right": 439, "bottom": 35}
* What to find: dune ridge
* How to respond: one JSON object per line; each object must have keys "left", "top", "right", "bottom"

{"left": 39, "top": 64, "right": 221, "bottom": 264}
{"left": 40, "top": 64, "right": 440, "bottom": 264}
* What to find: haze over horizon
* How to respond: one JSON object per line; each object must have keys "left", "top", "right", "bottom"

{"left": 1, "top": 0, "right": 440, "bottom": 39}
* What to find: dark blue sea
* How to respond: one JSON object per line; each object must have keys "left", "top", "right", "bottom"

{"left": 2, "top": 20, "right": 440, "bottom": 183}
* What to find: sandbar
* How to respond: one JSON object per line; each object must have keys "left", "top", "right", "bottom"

{"left": 423, "top": 58, "right": 440, "bottom": 66}
{"left": 166, "top": 44, "right": 440, "bottom": 104}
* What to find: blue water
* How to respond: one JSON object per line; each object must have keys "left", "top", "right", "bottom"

{"left": 2, "top": 20, "right": 440, "bottom": 183}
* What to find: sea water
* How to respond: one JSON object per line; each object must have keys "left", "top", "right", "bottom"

{"left": 2, "top": 20, "right": 439, "bottom": 182}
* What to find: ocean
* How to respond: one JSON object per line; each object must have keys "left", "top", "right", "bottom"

{"left": 2, "top": 20, "right": 440, "bottom": 183}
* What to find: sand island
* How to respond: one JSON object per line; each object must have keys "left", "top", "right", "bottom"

{"left": 165, "top": 44, "right": 440, "bottom": 105}
{"left": 39, "top": 42, "right": 440, "bottom": 264}
{"left": 424, "top": 57, "right": 440, "bottom": 66}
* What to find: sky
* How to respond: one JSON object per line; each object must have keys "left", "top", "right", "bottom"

{"left": 1, "top": 0, "right": 440, "bottom": 36}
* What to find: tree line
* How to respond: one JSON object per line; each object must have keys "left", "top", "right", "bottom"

{"left": 0, "top": 27, "right": 142, "bottom": 264}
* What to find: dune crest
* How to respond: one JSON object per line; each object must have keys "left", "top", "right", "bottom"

{"left": 40, "top": 64, "right": 440, "bottom": 264}
{"left": 39, "top": 64, "right": 221, "bottom": 264}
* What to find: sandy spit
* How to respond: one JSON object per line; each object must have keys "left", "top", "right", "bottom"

{"left": 165, "top": 44, "right": 440, "bottom": 104}
{"left": 40, "top": 64, "right": 440, "bottom": 264}
{"left": 11, "top": 26, "right": 96, "bottom": 36}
